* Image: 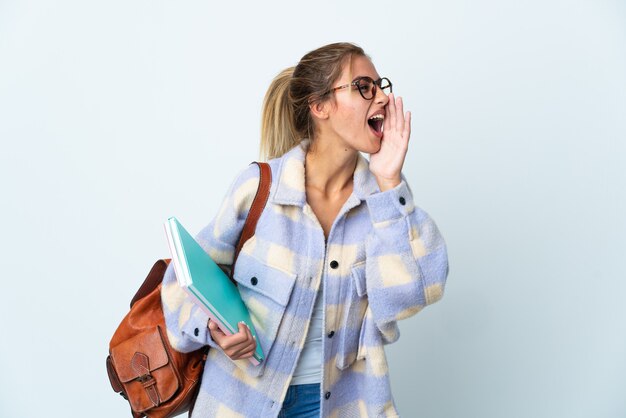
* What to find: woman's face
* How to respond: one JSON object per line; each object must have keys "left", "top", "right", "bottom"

{"left": 324, "top": 55, "right": 390, "bottom": 154}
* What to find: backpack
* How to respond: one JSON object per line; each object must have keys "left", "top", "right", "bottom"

{"left": 106, "top": 162, "right": 271, "bottom": 417}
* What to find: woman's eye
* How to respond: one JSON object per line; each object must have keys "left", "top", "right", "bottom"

{"left": 358, "top": 83, "right": 371, "bottom": 92}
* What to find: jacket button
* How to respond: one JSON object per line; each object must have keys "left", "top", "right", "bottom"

{"left": 325, "top": 391, "right": 331, "bottom": 400}
{"left": 250, "top": 276, "right": 258, "bottom": 285}
{"left": 327, "top": 331, "right": 334, "bottom": 338}
{"left": 194, "top": 328, "right": 199, "bottom": 337}
{"left": 330, "top": 260, "right": 339, "bottom": 269}
{"left": 399, "top": 196, "right": 406, "bottom": 205}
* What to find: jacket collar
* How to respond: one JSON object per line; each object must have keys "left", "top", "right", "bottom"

{"left": 271, "top": 139, "right": 380, "bottom": 207}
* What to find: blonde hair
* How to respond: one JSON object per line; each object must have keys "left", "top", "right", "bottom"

{"left": 260, "top": 42, "right": 367, "bottom": 160}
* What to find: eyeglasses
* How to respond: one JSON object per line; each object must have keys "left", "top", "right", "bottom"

{"left": 329, "top": 76, "right": 393, "bottom": 100}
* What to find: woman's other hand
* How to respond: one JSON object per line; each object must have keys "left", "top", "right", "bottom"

{"left": 369, "top": 92, "right": 411, "bottom": 191}
{"left": 208, "top": 320, "right": 257, "bottom": 360}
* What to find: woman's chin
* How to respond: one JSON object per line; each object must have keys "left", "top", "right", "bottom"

{"left": 362, "top": 140, "right": 381, "bottom": 155}
{"left": 366, "top": 134, "right": 382, "bottom": 153}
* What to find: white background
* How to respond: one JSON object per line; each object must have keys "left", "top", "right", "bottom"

{"left": 1, "top": 1, "right": 624, "bottom": 417}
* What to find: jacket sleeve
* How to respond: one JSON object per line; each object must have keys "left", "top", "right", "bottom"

{"left": 160, "top": 163, "right": 261, "bottom": 353}
{"left": 364, "top": 175, "right": 449, "bottom": 344}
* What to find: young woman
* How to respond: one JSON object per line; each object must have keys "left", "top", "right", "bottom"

{"left": 161, "top": 42, "right": 449, "bottom": 418}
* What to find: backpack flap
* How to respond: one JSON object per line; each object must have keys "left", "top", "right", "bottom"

{"left": 110, "top": 326, "right": 179, "bottom": 413}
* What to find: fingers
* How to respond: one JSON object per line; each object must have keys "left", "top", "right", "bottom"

{"left": 235, "top": 324, "right": 257, "bottom": 359}
{"left": 386, "top": 92, "right": 397, "bottom": 129}
{"left": 235, "top": 324, "right": 256, "bottom": 358}
{"left": 225, "top": 322, "right": 252, "bottom": 352}
{"left": 404, "top": 111, "right": 411, "bottom": 141}
{"left": 395, "top": 96, "right": 404, "bottom": 133}
{"left": 383, "top": 106, "right": 391, "bottom": 134}
{"left": 384, "top": 93, "right": 408, "bottom": 138}
{"left": 228, "top": 322, "right": 256, "bottom": 359}
{"left": 243, "top": 321, "right": 253, "bottom": 343}
{"left": 208, "top": 319, "right": 225, "bottom": 340}
{"left": 209, "top": 320, "right": 256, "bottom": 360}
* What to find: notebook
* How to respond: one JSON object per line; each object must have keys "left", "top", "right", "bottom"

{"left": 164, "top": 216, "right": 264, "bottom": 365}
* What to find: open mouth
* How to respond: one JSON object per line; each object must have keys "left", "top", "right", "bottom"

{"left": 368, "top": 114, "right": 384, "bottom": 136}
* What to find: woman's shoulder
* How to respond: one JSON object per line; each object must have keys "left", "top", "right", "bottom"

{"left": 228, "top": 157, "right": 282, "bottom": 190}
{"left": 224, "top": 157, "right": 283, "bottom": 214}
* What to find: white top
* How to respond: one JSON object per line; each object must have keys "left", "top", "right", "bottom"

{"left": 289, "top": 284, "right": 323, "bottom": 385}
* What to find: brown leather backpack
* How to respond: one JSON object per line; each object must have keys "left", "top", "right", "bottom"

{"left": 106, "top": 162, "right": 271, "bottom": 417}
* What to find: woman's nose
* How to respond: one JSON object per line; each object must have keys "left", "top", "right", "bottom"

{"left": 374, "top": 87, "right": 390, "bottom": 106}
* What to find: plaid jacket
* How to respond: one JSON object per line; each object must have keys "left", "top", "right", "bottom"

{"left": 161, "top": 139, "right": 449, "bottom": 417}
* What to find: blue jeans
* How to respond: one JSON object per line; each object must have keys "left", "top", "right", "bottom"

{"left": 278, "top": 383, "right": 321, "bottom": 418}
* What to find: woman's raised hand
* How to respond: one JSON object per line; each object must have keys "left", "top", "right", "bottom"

{"left": 208, "top": 319, "right": 257, "bottom": 360}
{"left": 369, "top": 92, "right": 411, "bottom": 191}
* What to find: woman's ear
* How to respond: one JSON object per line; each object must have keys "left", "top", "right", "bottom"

{"left": 309, "top": 99, "right": 330, "bottom": 121}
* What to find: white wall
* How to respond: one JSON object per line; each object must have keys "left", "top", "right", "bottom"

{"left": 1, "top": 1, "right": 624, "bottom": 417}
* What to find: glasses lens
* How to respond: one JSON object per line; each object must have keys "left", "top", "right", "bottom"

{"left": 356, "top": 78, "right": 375, "bottom": 99}
{"left": 379, "top": 78, "right": 392, "bottom": 95}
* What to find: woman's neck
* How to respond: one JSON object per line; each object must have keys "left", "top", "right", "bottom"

{"left": 304, "top": 137, "right": 357, "bottom": 198}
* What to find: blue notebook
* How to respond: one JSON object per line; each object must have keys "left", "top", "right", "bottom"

{"left": 164, "top": 217, "right": 264, "bottom": 365}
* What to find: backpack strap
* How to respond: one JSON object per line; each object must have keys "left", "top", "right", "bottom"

{"left": 232, "top": 162, "right": 272, "bottom": 278}
{"left": 130, "top": 259, "right": 171, "bottom": 308}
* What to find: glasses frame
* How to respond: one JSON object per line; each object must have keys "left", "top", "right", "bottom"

{"left": 328, "top": 76, "right": 393, "bottom": 100}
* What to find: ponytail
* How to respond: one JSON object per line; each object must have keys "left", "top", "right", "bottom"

{"left": 260, "top": 67, "right": 299, "bottom": 161}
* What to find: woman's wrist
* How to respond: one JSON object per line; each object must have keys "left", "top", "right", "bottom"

{"left": 375, "top": 176, "right": 402, "bottom": 192}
